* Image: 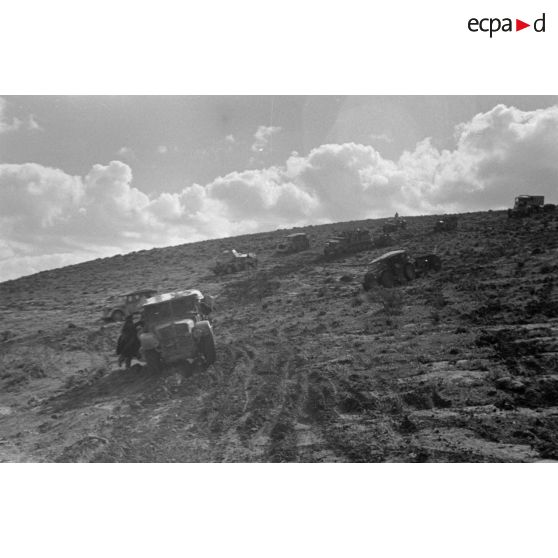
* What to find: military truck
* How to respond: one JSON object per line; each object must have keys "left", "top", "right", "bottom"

{"left": 276, "top": 232, "right": 310, "bottom": 254}
{"left": 362, "top": 250, "right": 441, "bottom": 289}
{"left": 102, "top": 289, "right": 157, "bottom": 322}
{"left": 433, "top": 215, "right": 458, "bottom": 232}
{"left": 139, "top": 290, "right": 216, "bottom": 372}
{"left": 212, "top": 249, "right": 257, "bottom": 275}
{"left": 323, "top": 229, "right": 372, "bottom": 257}
{"left": 508, "top": 195, "right": 545, "bottom": 218}
{"left": 382, "top": 218, "right": 407, "bottom": 234}
{"left": 372, "top": 233, "right": 393, "bottom": 248}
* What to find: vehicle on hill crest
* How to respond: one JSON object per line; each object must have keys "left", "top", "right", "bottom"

{"left": 508, "top": 195, "right": 545, "bottom": 218}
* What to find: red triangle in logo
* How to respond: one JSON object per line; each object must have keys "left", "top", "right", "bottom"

{"left": 516, "top": 19, "right": 530, "bottom": 31}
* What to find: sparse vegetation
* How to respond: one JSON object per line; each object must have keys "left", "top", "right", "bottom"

{"left": 1, "top": 209, "right": 558, "bottom": 462}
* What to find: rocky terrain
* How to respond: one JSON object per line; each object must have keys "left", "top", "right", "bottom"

{"left": 1, "top": 209, "right": 558, "bottom": 462}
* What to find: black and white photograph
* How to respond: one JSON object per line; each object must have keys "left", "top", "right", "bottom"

{"left": 1, "top": 2, "right": 557, "bottom": 556}
{"left": 1, "top": 95, "right": 557, "bottom": 463}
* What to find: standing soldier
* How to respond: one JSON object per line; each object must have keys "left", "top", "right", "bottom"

{"left": 116, "top": 315, "right": 141, "bottom": 368}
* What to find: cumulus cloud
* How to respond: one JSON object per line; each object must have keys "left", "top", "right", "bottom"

{"left": 0, "top": 97, "right": 22, "bottom": 134}
{"left": 2, "top": 104, "right": 558, "bottom": 282}
{"left": 251, "top": 125, "right": 281, "bottom": 153}
{"left": 0, "top": 98, "right": 43, "bottom": 134}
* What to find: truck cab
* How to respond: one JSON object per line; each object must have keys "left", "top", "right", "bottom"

{"left": 139, "top": 290, "right": 216, "bottom": 371}
{"left": 509, "top": 195, "right": 545, "bottom": 217}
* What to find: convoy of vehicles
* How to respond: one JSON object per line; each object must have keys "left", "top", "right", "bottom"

{"left": 106, "top": 199, "right": 553, "bottom": 374}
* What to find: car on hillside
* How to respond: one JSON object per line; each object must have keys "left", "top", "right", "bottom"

{"left": 102, "top": 289, "right": 157, "bottom": 322}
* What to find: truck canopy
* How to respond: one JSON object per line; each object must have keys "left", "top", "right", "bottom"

{"left": 124, "top": 289, "right": 157, "bottom": 297}
{"left": 369, "top": 250, "right": 406, "bottom": 265}
{"left": 143, "top": 290, "right": 202, "bottom": 307}
{"left": 142, "top": 290, "right": 203, "bottom": 326}
{"left": 515, "top": 195, "right": 544, "bottom": 205}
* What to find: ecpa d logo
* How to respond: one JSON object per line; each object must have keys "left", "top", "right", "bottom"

{"left": 468, "top": 13, "right": 546, "bottom": 37}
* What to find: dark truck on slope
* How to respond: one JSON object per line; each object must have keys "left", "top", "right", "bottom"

{"left": 323, "top": 229, "right": 372, "bottom": 257}
{"left": 276, "top": 232, "right": 310, "bottom": 254}
{"left": 433, "top": 215, "right": 458, "bottom": 232}
{"left": 507, "top": 195, "right": 554, "bottom": 218}
{"left": 139, "top": 290, "right": 216, "bottom": 372}
{"left": 212, "top": 249, "right": 257, "bottom": 275}
{"left": 362, "top": 250, "right": 441, "bottom": 289}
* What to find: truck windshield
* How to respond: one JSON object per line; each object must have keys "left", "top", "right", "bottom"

{"left": 144, "top": 302, "right": 172, "bottom": 324}
{"left": 143, "top": 295, "right": 199, "bottom": 325}
{"left": 171, "top": 297, "right": 197, "bottom": 317}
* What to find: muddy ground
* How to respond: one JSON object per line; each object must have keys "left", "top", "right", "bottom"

{"left": 1, "top": 210, "right": 558, "bottom": 462}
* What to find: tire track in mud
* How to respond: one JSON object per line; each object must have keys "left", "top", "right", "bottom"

{"left": 198, "top": 322, "right": 337, "bottom": 461}
{"left": 70, "top": 335, "right": 266, "bottom": 462}
{"left": 235, "top": 349, "right": 297, "bottom": 461}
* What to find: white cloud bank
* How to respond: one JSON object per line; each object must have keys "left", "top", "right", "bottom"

{"left": 0, "top": 97, "right": 42, "bottom": 135}
{"left": 251, "top": 125, "right": 281, "bottom": 152}
{"left": 2, "top": 104, "right": 558, "bottom": 281}
{"left": 0, "top": 97, "right": 23, "bottom": 134}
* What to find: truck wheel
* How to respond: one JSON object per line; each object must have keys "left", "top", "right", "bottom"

{"left": 199, "top": 329, "right": 216, "bottom": 365}
{"left": 430, "top": 256, "right": 442, "bottom": 272}
{"left": 362, "top": 274, "right": 375, "bottom": 291}
{"left": 144, "top": 349, "right": 161, "bottom": 373}
{"left": 404, "top": 263, "right": 416, "bottom": 281}
{"left": 111, "top": 310, "right": 125, "bottom": 322}
{"left": 379, "top": 270, "right": 394, "bottom": 288}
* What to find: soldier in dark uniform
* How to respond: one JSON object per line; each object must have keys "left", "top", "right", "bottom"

{"left": 116, "top": 315, "right": 141, "bottom": 368}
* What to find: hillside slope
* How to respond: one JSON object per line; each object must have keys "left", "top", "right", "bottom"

{"left": 1, "top": 210, "right": 558, "bottom": 462}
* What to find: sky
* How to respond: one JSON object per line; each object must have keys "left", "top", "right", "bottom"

{"left": 1, "top": 95, "right": 558, "bottom": 282}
